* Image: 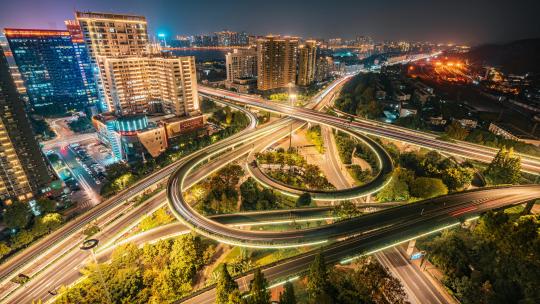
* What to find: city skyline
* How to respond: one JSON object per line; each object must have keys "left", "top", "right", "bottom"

{"left": 0, "top": 0, "right": 539, "bottom": 44}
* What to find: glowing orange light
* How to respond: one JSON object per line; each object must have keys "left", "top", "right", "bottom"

{"left": 4, "top": 28, "right": 70, "bottom": 38}
{"left": 435, "top": 61, "right": 442, "bottom": 66}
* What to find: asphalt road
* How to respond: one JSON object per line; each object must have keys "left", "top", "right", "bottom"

{"left": 168, "top": 82, "right": 540, "bottom": 248}
{"left": 180, "top": 185, "right": 540, "bottom": 304}
{"left": 200, "top": 86, "right": 540, "bottom": 175}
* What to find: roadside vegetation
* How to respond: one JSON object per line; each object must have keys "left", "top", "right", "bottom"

{"left": 0, "top": 198, "right": 63, "bottom": 261}
{"left": 445, "top": 121, "right": 540, "bottom": 157}
{"left": 334, "top": 73, "right": 384, "bottom": 119}
{"left": 67, "top": 116, "right": 95, "bottom": 133}
{"left": 483, "top": 146, "right": 522, "bottom": 185}
{"left": 417, "top": 211, "right": 540, "bottom": 304}
{"left": 377, "top": 150, "right": 476, "bottom": 202}
{"left": 333, "top": 131, "right": 379, "bottom": 184}
{"left": 55, "top": 234, "right": 216, "bottom": 303}
{"left": 256, "top": 149, "right": 334, "bottom": 191}
{"left": 306, "top": 125, "right": 324, "bottom": 154}
{"left": 196, "top": 164, "right": 245, "bottom": 215}
{"left": 138, "top": 207, "right": 175, "bottom": 232}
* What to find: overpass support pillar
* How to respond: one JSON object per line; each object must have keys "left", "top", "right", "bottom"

{"left": 523, "top": 200, "right": 538, "bottom": 215}
{"left": 406, "top": 239, "right": 416, "bottom": 258}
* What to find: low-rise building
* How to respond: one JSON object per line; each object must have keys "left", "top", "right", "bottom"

{"left": 394, "top": 90, "right": 411, "bottom": 101}
{"left": 488, "top": 122, "right": 540, "bottom": 146}
{"left": 93, "top": 113, "right": 205, "bottom": 162}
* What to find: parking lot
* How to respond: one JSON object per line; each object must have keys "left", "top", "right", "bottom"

{"left": 48, "top": 139, "right": 112, "bottom": 209}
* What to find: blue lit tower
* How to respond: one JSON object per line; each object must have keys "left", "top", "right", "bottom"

{"left": 4, "top": 28, "right": 91, "bottom": 115}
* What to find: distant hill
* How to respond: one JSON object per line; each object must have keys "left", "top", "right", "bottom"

{"left": 465, "top": 38, "right": 540, "bottom": 74}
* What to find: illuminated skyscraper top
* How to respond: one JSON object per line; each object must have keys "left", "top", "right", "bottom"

{"left": 75, "top": 11, "right": 149, "bottom": 59}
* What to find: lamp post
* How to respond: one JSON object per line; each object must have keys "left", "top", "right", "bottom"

{"left": 288, "top": 83, "right": 297, "bottom": 151}
{"left": 81, "top": 239, "right": 112, "bottom": 304}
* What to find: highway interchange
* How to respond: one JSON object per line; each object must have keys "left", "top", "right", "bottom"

{"left": 0, "top": 69, "right": 539, "bottom": 303}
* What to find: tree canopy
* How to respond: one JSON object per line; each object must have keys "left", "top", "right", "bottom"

{"left": 484, "top": 146, "right": 521, "bottom": 185}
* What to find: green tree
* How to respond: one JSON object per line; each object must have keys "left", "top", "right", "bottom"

{"left": 376, "top": 168, "right": 413, "bottom": 202}
{"left": 225, "top": 106, "right": 233, "bottom": 125}
{"left": 11, "top": 230, "right": 34, "bottom": 249}
{"left": 139, "top": 208, "right": 174, "bottom": 231}
{"left": 446, "top": 121, "right": 470, "bottom": 140}
{"left": 348, "top": 258, "right": 407, "bottom": 304}
{"left": 307, "top": 254, "right": 333, "bottom": 303}
{"left": 279, "top": 281, "right": 296, "bottom": 304}
{"left": 32, "top": 213, "right": 63, "bottom": 236}
{"left": 3, "top": 202, "right": 29, "bottom": 229}
{"left": 442, "top": 167, "right": 474, "bottom": 190}
{"left": 333, "top": 201, "right": 362, "bottom": 220}
{"left": 247, "top": 268, "right": 270, "bottom": 304}
{"left": 36, "top": 198, "right": 56, "bottom": 214}
{"left": 228, "top": 289, "right": 246, "bottom": 304}
{"left": 410, "top": 177, "right": 448, "bottom": 199}
{"left": 484, "top": 146, "right": 521, "bottom": 185}
{"left": 0, "top": 242, "right": 11, "bottom": 260}
{"left": 296, "top": 193, "right": 312, "bottom": 207}
{"left": 216, "top": 263, "right": 239, "bottom": 304}
{"left": 240, "top": 177, "right": 260, "bottom": 209}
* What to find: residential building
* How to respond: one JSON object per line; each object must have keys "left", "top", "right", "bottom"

{"left": 256, "top": 35, "right": 299, "bottom": 91}
{"left": 226, "top": 48, "right": 257, "bottom": 82}
{"left": 0, "top": 48, "right": 55, "bottom": 203}
{"left": 97, "top": 55, "right": 199, "bottom": 117}
{"left": 75, "top": 11, "right": 149, "bottom": 111}
{"left": 75, "top": 11, "right": 148, "bottom": 58}
{"left": 489, "top": 122, "right": 540, "bottom": 146}
{"left": 215, "top": 31, "right": 238, "bottom": 47}
{"left": 192, "top": 34, "right": 217, "bottom": 47}
{"left": 297, "top": 40, "right": 317, "bottom": 86}
{"left": 0, "top": 35, "right": 26, "bottom": 97}
{"left": 315, "top": 56, "right": 333, "bottom": 82}
{"left": 5, "top": 28, "right": 93, "bottom": 115}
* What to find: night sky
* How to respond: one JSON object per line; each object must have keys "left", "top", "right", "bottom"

{"left": 1, "top": 0, "right": 539, "bottom": 45}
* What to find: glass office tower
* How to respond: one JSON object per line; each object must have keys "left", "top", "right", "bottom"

{"left": 4, "top": 28, "right": 91, "bottom": 115}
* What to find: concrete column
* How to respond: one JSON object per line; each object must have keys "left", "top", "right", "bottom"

{"left": 406, "top": 239, "right": 416, "bottom": 257}
{"left": 364, "top": 194, "right": 371, "bottom": 204}
{"left": 523, "top": 200, "right": 537, "bottom": 215}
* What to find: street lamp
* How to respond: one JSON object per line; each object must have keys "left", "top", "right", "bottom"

{"left": 80, "top": 239, "right": 112, "bottom": 303}
{"left": 288, "top": 83, "right": 297, "bottom": 151}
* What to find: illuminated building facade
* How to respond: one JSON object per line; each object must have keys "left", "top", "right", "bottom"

{"left": 75, "top": 11, "right": 149, "bottom": 110}
{"left": 75, "top": 11, "right": 148, "bottom": 58}
{"left": 315, "top": 56, "right": 334, "bottom": 82}
{"left": 297, "top": 40, "right": 317, "bottom": 86}
{"left": 93, "top": 112, "right": 204, "bottom": 162}
{"left": 0, "top": 35, "right": 26, "bottom": 98}
{"left": 4, "top": 28, "right": 92, "bottom": 115}
{"left": 0, "top": 48, "right": 55, "bottom": 203}
{"left": 65, "top": 20, "right": 99, "bottom": 107}
{"left": 97, "top": 55, "right": 199, "bottom": 117}
{"left": 257, "top": 35, "right": 299, "bottom": 91}
{"left": 225, "top": 48, "right": 257, "bottom": 82}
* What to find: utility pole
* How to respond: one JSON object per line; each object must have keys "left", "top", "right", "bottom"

{"left": 81, "top": 239, "right": 112, "bottom": 304}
